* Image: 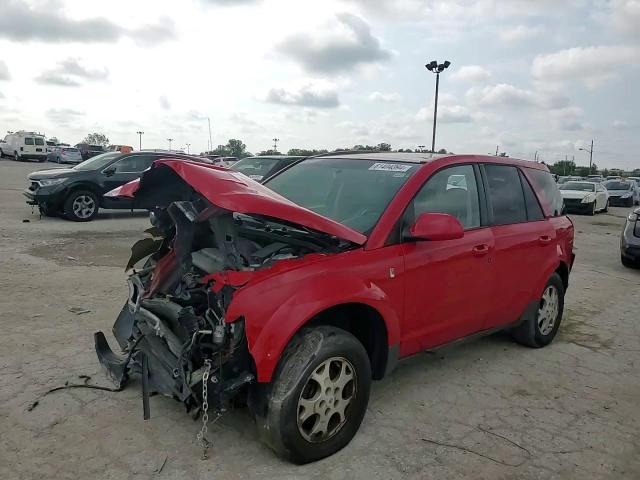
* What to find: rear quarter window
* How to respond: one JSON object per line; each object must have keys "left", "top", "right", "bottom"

{"left": 24, "top": 138, "right": 35, "bottom": 145}
{"left": 523, "top": 167, "right": 564, "bottom": 217}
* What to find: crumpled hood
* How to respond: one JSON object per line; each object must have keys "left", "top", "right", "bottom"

{"left": 106, "top": 159, "right": 367, "bottom": 245}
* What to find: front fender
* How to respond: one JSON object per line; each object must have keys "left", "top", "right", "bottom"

{"left": 228, "top": 273, "right": 401, "bottom": 383}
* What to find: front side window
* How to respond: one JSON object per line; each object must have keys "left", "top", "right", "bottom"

{"left": 24, "top": 137, "right": 35, "bottom": 145}
{"left": 410, "top": 165, "right": 481, "bottom": 230}
{"left": 232, "top": 157, "right": 279, "bottom": 181}
{"left": 485, "top": 165, "right": 527, "bottom": 225}
{"left": 266, "top": 158, "right": 418, "bottom": 234}
{"left": 111, "top": 155, "right": 155, "bottom": 173}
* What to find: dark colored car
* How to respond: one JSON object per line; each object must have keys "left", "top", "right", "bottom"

{"left": 94, "top": 153, "right": 574, "bottom": 463}
{"left": 75, "top": 143, "right": 106, "bottom": 161}
{"left": 621, "top": 207, "right": 640, "bottom": 267}
{"left": 604, "top": 180, "right": 639, "bottom": 207}
{"left": 24, "top": 151, "right": 206, "bottom": 221}
{"left": 230, "top": 155, "right": 304, "bottom": 182}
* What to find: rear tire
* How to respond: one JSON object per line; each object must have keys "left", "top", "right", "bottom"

{"left": 251, "top": 326, "right": 371, "bottom": 464}
{"left": 621, "top": 255, "right": 637, "bottom": 269}
{"left": 511, "top": 273, "right": 565, "bottom": 348}
{"left": 63, "top": 190, "right": 99, "bottom": 222}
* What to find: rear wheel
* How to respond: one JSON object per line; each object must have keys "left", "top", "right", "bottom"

{"left": 511, "top": 273, "right": 565, "bottom": 348}
{"left": 251, "top": 326, "right": 371, "bottom": 464}
{"left": 64, "top": 190, "right": 99, "bottom": 222}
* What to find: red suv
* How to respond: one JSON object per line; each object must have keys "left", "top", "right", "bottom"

{"left": 95, "top": 152, "right": 574, "bottom": 463}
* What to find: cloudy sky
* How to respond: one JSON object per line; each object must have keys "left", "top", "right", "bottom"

{"left": 0, "top": 0, "right": 638, "bottom": 168}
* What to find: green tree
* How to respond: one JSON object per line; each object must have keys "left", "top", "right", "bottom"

{"left": 549, "top": 160, "right": 576, "bottom": 176}
{"left": 258, "top": 149, "right": 281, "bottom": 155}
{"left": 287, "top": 148, "right": 328, "bottom": 156}
{"left": 377, "top": 142, "right": 392, "bottom": 151}
{"left": 82, "top": 132, "right": 109, "bottom": 147}
{"left": 226, "top": 139, "right": 250, "bottom": 159}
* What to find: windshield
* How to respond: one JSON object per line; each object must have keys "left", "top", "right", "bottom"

{"left": 266, "top": 158, "right": 418, "bottom": 234}
{"left": 232, "top": 157, "right": 279, "bottom": 181}
{"left": 73, "top": 152, "right": 121, "bottom": 171}
{"left": 604, "top": 181, "right": 631, "bottom": 190}
{"left": 559, "top": 182, "right": 595, "bottom": 192}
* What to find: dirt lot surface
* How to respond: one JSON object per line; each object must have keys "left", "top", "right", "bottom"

{"left": 1, "top": 159, "right": 639, "bottom": 479}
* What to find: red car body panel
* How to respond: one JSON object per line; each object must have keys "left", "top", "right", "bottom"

{"left": 106, "top": 159, "right": 367, "bottom": 246}
{"left": 119, "top": 154, "right": 574, "bottom": 383}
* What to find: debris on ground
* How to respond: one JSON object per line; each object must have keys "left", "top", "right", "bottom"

{"left": 67, "top": 306, "right": 91, "bottom": 315}
{"left": 27, "top": 375, "right": 124, "bottom": 411}
{"left": 66, "top": 256, "right": 79, "bottom": 261}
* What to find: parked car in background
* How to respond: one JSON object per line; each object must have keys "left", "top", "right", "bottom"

{"left": 108, "top": 144, "right": 133, "bottom": 153}
{"left": 0, "top": 131, "right": 48, "bottom": 162}
{"left": 557, "top": 175, "right": 583, "bottom": 185}
{"left": 604, "top": 179, "right": 639, "bottom": 207}
{"left": 24, "top": 151, "right": 207, "bottom": 221}
{"left": 47, "top": 146, "right": 83, "bottom": 164}
{"left": 559, "top": 181, "right": 609, "bottom": 215}
{"left": 585, "top": 175, "right": 604, "bottom": 183}
{"left": 75, "top": 143, "right": 106, "bottom": 161}
{"left": 621, "top": 207, "right": 640, "bottom": 268}
{"left": 95, "top": 152, "right": 574, "bottom": 463}
{"left": 231, "top": 155, "right": 304, "bottom": 181}
{"left": 606, "top": 175, "right": 622, "bottom": 181}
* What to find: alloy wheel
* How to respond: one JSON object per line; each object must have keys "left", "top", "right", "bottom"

{"left": 72, "top": 195, "right": 96, "bottom": 219}
{"left": 538, "top": 285, "right": 559, "bottom": 336}
{"left": 297, "top": 356, "right": 356, "bottom": 443}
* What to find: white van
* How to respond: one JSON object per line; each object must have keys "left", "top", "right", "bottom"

{"left": 0, "top": 131, "right": 48, "bottom": 162}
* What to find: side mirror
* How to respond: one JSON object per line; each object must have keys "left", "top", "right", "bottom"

{"left": 104, "top": 167, "right": 116, "bottom": 177}
{"left": 408, "top": 213, "right": 464, "bottom": 241}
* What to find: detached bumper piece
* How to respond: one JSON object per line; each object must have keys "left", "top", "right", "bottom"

{"left": 94, "top": 300, "right": 254, "bottom": 419}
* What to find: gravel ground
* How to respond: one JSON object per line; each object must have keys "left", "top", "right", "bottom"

{"left": 1, "top": 158, "right": 639, "bottom": 480}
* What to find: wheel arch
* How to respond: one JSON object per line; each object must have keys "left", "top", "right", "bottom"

{"left": 555, "top": 261, "right": 570, "bottom": 291}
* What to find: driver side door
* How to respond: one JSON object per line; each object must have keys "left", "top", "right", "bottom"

{"left": 399, "top": 164, "right": 495, "bottom": 357}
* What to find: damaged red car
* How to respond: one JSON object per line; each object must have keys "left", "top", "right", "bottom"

{"left": 95, "top": 152, "right": 574, "bottom": 463}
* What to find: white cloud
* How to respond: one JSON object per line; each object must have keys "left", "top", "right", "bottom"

{"left": 606, "top": 0, "right": 640, "bottom": 39}
{"left": 612, "top": 119, "right": 631, "bottom": 129}
{"left": 532, "top": 45, "right": 639, "bottom": 88}
{"left": 499, "top": 24, "right": 543, "bottom": 43}
{"left": 467, "top": 83, "right": 537, "bottom": 107}
{"left": 0, "top": 60, "right": 10, "bottom": 81}
{"left": 416, "top": 105, "right": 474, "bottom": 123}
{"left": 265, "top": 82, "right": 340, "bottom": 108}
{"left": 277, "top": 13, "right": 392, "bottom": 73}
{"left": 159, "top": 95, "right": 171, "bottom": 110}
{"left": 368, "top": 91, "right": 401, "bottom": 102}
{"left": 451, "top": 65, "right": 490, "bottom": 83}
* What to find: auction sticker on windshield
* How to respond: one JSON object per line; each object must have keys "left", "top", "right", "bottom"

{"left": 368, "top": 163, "right": 413, "bottom": 172}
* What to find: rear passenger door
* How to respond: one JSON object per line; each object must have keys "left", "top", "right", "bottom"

{"left": 481, "top": 164, "right": 554, "bottom": 330}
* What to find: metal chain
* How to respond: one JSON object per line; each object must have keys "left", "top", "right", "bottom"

{"left": 196, "top": 359, "right": 212, "bottom": 459}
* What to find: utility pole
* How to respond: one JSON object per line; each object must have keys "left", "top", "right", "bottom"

{"left": 425, "top": 60, "right": 451, "bottom": 153}
{"left": 186, "top": 143, "right": 191, "bottom": 155}
{"left": 564, "top": 155, "right": 567, "bottom": 175}
{"left": 534, "top": 151, "right": 538, "bottom": 162}
{"left": 167, "top": 138, "right": 173, "bottom": 151}
{"left": 273, "top": 138, "right": 279, "bottom": 152}
{"left": 207, "top": 117, "right": 213, "bottom": 153}
{"left": 495, "top": 145, "right": 499, "bottom": 156}
{"left": 579, "top": 139, "right": 594, "bottom": 173}
{"left": 136, "top": 131, "right": 144, "bottom": 150}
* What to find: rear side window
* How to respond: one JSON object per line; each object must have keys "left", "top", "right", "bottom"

{"left": 24, "top": 138, "right": 35, "bottom": 145}
{"left": 524, "top": 168, "right": 563, "bottom": 217}
{"left": 519, "top": 171, "right": 544, "bottom": 221}
{"left": 34, "top": 138, "right": 45, "bottom": 146}
{"left": 485, "top": 165, "right": 527, "bottom": 225}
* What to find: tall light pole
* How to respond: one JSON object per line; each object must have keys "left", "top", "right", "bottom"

{"left": 136, "top": 131, "right": 144, "bottom": 150}
{"left": 425, "top": 60, "right": 451, "bottom": 153}
{"left": 273, "top": 138, "right": 279, "bottom": 152}
{"left": 207, "top": 117, "right": 213, "bottom": 153}
{"left": 418, "top": 145, "right": 425, "bottom": 153}
{"left": 167, "top": 138, "right": 173, "bottom": 151}
{"left": 579, "top": 139, "right": 594, "bottom": 173}
{"left": 185, "top": 143, "right": 191, "bottom": 155}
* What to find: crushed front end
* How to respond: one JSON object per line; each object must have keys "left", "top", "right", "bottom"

{"left": 94, "top": 161, "right": 353, "bottom": 418}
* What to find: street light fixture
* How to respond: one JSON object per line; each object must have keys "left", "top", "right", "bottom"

{"left": 186, "top": 143, "right": 191, "bottom": 155}
{"left": 136, "top": 131, "right": 144, "bottom": 150}
{"left": 167, "top": 138, "right": 173, "bottom": 151}
{"left": 425, "top": 59, "right": 451, "bottom": 153}
{"left": 578, "top": 139, "right": 594, "bottom": 173}
{"left": 272, "top": 138, "right": 279, "bottom": 152}
{"left": 418, "top": 145, "right": 425, "bottom": 153}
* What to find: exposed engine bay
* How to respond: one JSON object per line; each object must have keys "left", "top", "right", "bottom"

{"left": 94, "top": 165, "right": 350, "bottom": 419}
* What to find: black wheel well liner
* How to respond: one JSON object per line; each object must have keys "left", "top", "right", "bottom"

{"left": 305, "top": 303, "right": 389, "bottom": 380}
{"left": 555, "top": 261, "right": 569, "bottom": 290}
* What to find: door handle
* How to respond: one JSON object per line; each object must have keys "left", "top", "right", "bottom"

{"left": 472, "top": 244, "right": 490, "bottom": 257}
{"left": 538, "top": 235, "right": 552, "bottom": 245}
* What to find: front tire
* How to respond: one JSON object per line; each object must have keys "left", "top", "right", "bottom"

{"left": 588, "top": 201, "right": 596, "bottom": 215}
{"left": 603, "top": 199, "right": 609, "bottom": 213}
{"left": 621, "top": 254, "right": 637, "bottom": 269}
{"left": 251, "top": 326, "right": 371, "bottom": 464}
{"left": 511, "top": 273, "right": 565, "bottom": 348}
{"left": 63, "top": 190, "right": 99, "bottom": 222}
